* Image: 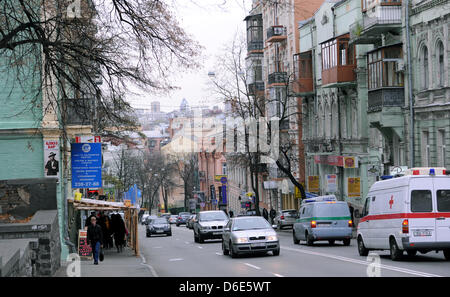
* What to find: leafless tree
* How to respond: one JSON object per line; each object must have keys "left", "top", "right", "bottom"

{"left": 208, "top": 32, "right": 306, "bottom": 214}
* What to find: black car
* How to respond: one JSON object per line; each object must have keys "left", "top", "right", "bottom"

{"left": 146, "top": 218, "right": 172, "bottom": 237}
{"left": 176, "top": 212, "right": 191, "bottom": 226}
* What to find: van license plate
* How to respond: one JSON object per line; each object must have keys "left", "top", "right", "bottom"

{"left": 213, "top": 232, "right": 222, "bottom": 235}
{"left": 413, "top": 230, "right": 432, "bottom": 237}
{"left": 251, "top": 243, "right": 265, "bottom": 247}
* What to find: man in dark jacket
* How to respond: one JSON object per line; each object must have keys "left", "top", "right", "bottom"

{"left": 87, "top": 216, "right": 103, "bottom": 265}
{"left": 269, "top": 208, "right": 276, "bottom": 225}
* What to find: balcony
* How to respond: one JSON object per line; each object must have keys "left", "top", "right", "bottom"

{"left": 293, "top": 52, "right": 314, "bottom": 95}
{"left": 268, "top": 72, "right": 287, "bottom": 86}
{"left": 368, "top": 88, "right": 404, "bottom": 113}
{"left": 321, "top": 35, "right": 356, "bottom": 87}
{"left": 266, "top": 25, "right": 287, "bottom": 43}
{"left": 248, "top": 82, "right": 265, "bottom": 96}
{"left": 247, "top": 41, "right": 264, "bottom": 52}
{"left": 350, "top": 5, "right": 402, "bottom": 44}
{"left": 63, "top": 98, "right": 93, "bottom": 126}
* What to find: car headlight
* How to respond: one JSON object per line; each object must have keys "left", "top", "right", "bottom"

{"left": 267, "top": 235, "right": 278, "bottom": 241}
{"left": 199, "top": 224, "right": 210, "bottom": 230}
{"left": 236, "top": 237, "right": 249, "bottom": 244}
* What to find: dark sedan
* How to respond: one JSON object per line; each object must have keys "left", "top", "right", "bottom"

{"left": 176, "top": 212, "right": 191, "bottom": 226}
{"left": 146, "top": 218, "right": 172, "bottom": 237}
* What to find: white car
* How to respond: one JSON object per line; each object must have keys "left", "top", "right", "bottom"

{"left": 141, "top": 214, "right": 150, "bottom": 225}
{"left": 357, "top": 167, "right": 450, "bottom": 261}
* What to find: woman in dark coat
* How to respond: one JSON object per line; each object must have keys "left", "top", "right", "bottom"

{"left": 111, "top": 213, "right": 126, "bottom": 253}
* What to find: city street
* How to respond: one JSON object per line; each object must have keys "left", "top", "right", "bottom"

{"left": 139, "top": 225, "right": 450, "bottom": 278}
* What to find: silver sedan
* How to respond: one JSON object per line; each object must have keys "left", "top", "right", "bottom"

{"left": 222, "top": 216, "right": 280, "bottom": 258}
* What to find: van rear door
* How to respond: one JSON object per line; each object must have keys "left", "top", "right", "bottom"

{"left": 433, "top": 178, "right": 450, "bottom": 243}
{"left": 408, "top": 181, "right": 436, "bottom": 243}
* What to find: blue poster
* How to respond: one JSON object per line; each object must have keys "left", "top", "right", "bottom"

{"left": 71, "top": 143, "right": 102, "bottom": 188}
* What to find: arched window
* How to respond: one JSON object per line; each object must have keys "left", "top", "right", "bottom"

{"left": 421, "top": 46, "right": 429, "bottom": 90}
{"left": 436, "top": 41, "right": 445, "bottom": 87}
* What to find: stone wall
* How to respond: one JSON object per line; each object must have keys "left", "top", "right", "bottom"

{"left": 0, "top": 210, "right": 61, "bottom": 276}
{"left": 0, "top": 179, "right": 57, "bottom": 223}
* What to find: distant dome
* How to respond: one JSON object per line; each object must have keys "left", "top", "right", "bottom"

{"left": 180, "top": 98, "right": 189, "bottom": 112}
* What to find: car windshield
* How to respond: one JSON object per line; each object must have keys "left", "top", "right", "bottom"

{"left": 152, "top": 218, "right": 168, "bottom": 224}
{"left": 199, "top": 212, "right": 227, "bottom": 221}
{"left": 232, "top": 217, "right": 270, "bottom": 231}
{"left": 314, "top": 203, "right": 350, "bottom": 217}
{"left": 282, "top": 210, "right": 298, "bottom": 217}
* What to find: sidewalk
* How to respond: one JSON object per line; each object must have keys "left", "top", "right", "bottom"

{"left": 55, "top": 246, "right": 152, "bottom": 277}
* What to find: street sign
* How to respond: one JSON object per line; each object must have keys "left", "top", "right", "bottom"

{"left": 71, "top": 143, "right": 102, "bottom": 188}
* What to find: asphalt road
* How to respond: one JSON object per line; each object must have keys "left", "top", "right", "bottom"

{"left": 139, "top": 224, "right": 450, "bottom": 277}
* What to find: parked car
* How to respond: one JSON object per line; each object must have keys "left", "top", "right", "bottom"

{"left": 176, "top": 212, "right": 191, "bottom": 226}
{"left": 144, "top": 215, "right": 158, "bottom": 225}
{"left": 168, "top": 215, "right": 178, "bottom": 224}
{"left": 357, "top": 167, "right": 450, "bottom": 261}
{"left": 222, "top": 216, "right": 280, "bottom": 258}
{"left": 160, "top": 213, "right": 171, "bottom": 220}
{"left": 193, "top": 210, "right": 229, "bottom": 243}
{"left": 141, "top": 214, "right": 150, "bottom": 225}
{"left": 293, "top": 195, "right": 352, "bottom": 246}
{"left": 146, "top": 217, "right": 172, "bottom": 237}
{"left": 274, "top": 209, "right": 298, "bottom": 229}
{"left": 186, "top": 214, "right": 197, "bottom": 229}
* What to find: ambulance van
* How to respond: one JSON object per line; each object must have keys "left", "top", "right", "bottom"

{"left": 357, "top": 168, "right": 450, "bottom": 261}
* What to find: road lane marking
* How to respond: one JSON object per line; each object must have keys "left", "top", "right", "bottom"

{"left": 198, "top": 246, "right": 203, "bottom": 249}
{"left": 244, "top": 263, "right": 261, "bottom": 270}
{"left": 140, "top": 254, "right": 159, "bottom": 277}
{"left": 215, "top": 252, "right": 223, "bottom": 256}
{"left": 273, "top": 273, "right": 284, "bottom": 277}
{"left": 169, "top": 258, "right": 184, "bottom": 262}
{"left": 282, "top": 246, "right": 442, "bottom": 277}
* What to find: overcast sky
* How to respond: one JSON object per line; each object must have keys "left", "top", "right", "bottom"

{"left": 127, "top": 1, "right": 250, "bottom": 112}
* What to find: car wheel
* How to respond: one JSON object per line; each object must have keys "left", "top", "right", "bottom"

{"left": 443, "top": 249, "right": 450, "bottom": 261}
{"left": 278, "top": 223, "right": 282, "bottom": 230}
{"left": 293, "top": 230, "right": 300, "bottom": 244}
{"left": 406, "top": 250, "right": 417, "bottom": 257}
{"left": 343, "top": 238, "right": 351, "bottom": 246}
{"left": 273, "top": 248, "right": 280, "bottom": 256}
{"left": 229, "top": 241, "right": 237, "bottom": 258}
{"left": 328, "top": 240, "right": 335, "bottom": 245}
{"left": 146, "top": 233, "right": 150, "bottom": 238}
{"left": 390, "top": 237, "right": 403, "bottom": 261}
{"left": 167, "top": 232, "right": 172, "bottom": 237}
{"left": 357, "top": 236, "right": 369, "bottom": 256}
{"left": 306, "top": 232, "right": 314, "bottom": 246}
{"left": 198, "top": 233, "right": 204, "bottom": 243}
{"left": 222, "top": 240, "right": 229, "bottom": 255}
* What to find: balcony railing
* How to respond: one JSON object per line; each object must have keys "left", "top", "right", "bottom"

{"left": 248, "top": 82, "right": 265, "bottom": 95}
{"left": 266, "top": 26, "right": 287, "bottom": 43}
{"left": 368, "top": 88, "right": 404, "bottom": 112}
{"left": 350, "top": 6, "right": 402, "bottom": 42}
{"left": 268, "top": 72, "right": 287, "bottom": 85}
{"left": 247, "top": 41, "right": 264, "bottom": 52}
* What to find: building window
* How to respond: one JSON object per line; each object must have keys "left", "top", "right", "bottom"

{"left": 437, "top": 129, "right": 446, "bottom": 166}
{"left": 421, "top": 131, "right": 430, "bottom": 166}
{"left": 367, "top": 45, "right": 403, "bottom": 90}
{"left": 420, "top": 46, "right": 429, "bottom": 90}
{"left": 436, "top": 41, "right": 445, "bottom": 87}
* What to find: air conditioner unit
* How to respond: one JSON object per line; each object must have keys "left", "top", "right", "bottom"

{"left": 395, "top": 60, "right": 405, "bottom": 72}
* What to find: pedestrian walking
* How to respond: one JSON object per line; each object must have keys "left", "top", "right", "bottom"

{"left": 111, "top": 213, "right": 126, "bottom": 253}
{"left": 229, "top": 210, "right": 234, "bottom": 218}
{"left": 87, "top": 216, "right": 103, "bottom": 265}
{"left": 269, "top": 207, "right": 276, "bottom": 225}
{"left": 262, "top": 208, "right": 269, "bottom": 221}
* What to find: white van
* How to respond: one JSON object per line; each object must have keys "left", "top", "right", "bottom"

{"left": 357, "top": 168, "right": 450, "bottom": 261}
